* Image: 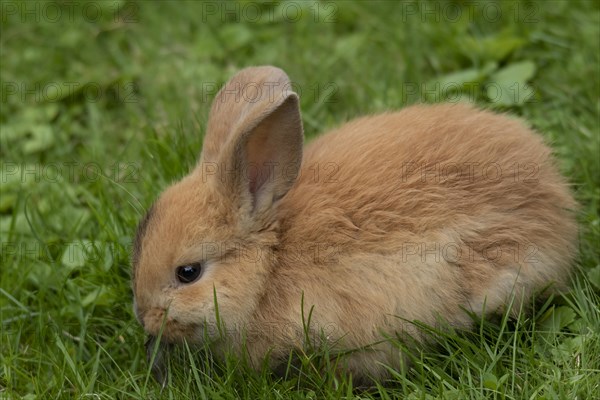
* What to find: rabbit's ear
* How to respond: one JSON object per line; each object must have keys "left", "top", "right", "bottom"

{"left": 199, "top": 66, "right": 303, "bottom": 218}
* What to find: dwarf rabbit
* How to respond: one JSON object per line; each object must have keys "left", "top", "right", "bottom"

{"left": 132, "top": 66, "right": 578, "bottom": 383}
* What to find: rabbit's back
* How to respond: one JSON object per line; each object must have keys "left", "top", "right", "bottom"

{"left": 277, "top": 103, "right": 577, "bottom": 317}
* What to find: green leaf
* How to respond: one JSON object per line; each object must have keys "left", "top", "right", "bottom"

{"left": 61, "top": 240, "right": 93, "bottom": 270}
{"left": 587, "top": 265, "right": 600, "bottom": 289}
{"left": 21, "top": 105, "right": 59, "bottom": 123}
{"left": 487, "top": 61, "right": 536, "bottom": 106}
{"left": 429, "top": 68, "right": 483, "bottom": 88}
{"left": 462, "top": 30, "right": 527, "bottom": 62}
{"left": 22, "top": 125, "right": 55, "bottom": 154}
{"left": 425, "top": 68, "right": 487, "bottom": 102}
{"left": 540, "top": 306, "right": 577, "bottom": 333}
{"left": 482, "top": 372, "right": 498, "bottom": 390}
{"left": 0, "top": 213, "right": 31, "bottom": 235}
{"left": 82, "top": 286, "right": 109, "bottom": 308}
{"left": 492, "top": 61, "right": 536, "bottom": 85}
{"left": 0, "top": 193, "right": 17, "bottom": 212}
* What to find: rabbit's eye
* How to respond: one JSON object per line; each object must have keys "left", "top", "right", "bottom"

{"left": 176, "top": 263, "right": 202, "bottom": 284}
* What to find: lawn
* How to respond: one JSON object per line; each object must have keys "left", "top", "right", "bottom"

{"left": 1, "top": 0, "right": 599, "bottom": 398}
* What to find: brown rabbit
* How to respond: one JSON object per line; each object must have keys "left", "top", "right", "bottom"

{"left": 132, "top": 66, "right": 578, "bottom": 383}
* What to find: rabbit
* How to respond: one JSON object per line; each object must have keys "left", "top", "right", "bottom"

{"left": 132, "top": 66, "right": 578, "bottom": 384}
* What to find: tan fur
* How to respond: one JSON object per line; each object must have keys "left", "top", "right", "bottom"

{"left": 133, "top": 66, "right": 578, "bottom": 382}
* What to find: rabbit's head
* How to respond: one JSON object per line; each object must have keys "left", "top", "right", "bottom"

{"left": 132, "top": 66, "right": 303, "bottom": 343}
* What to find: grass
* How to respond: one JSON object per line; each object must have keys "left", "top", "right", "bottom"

{"left": 1, "top": 0, "right": 599, "bottom": 398}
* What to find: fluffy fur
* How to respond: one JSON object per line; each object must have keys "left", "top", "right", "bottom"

{"left": 132, "top": 66, "right": 578, "bottom": 382}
